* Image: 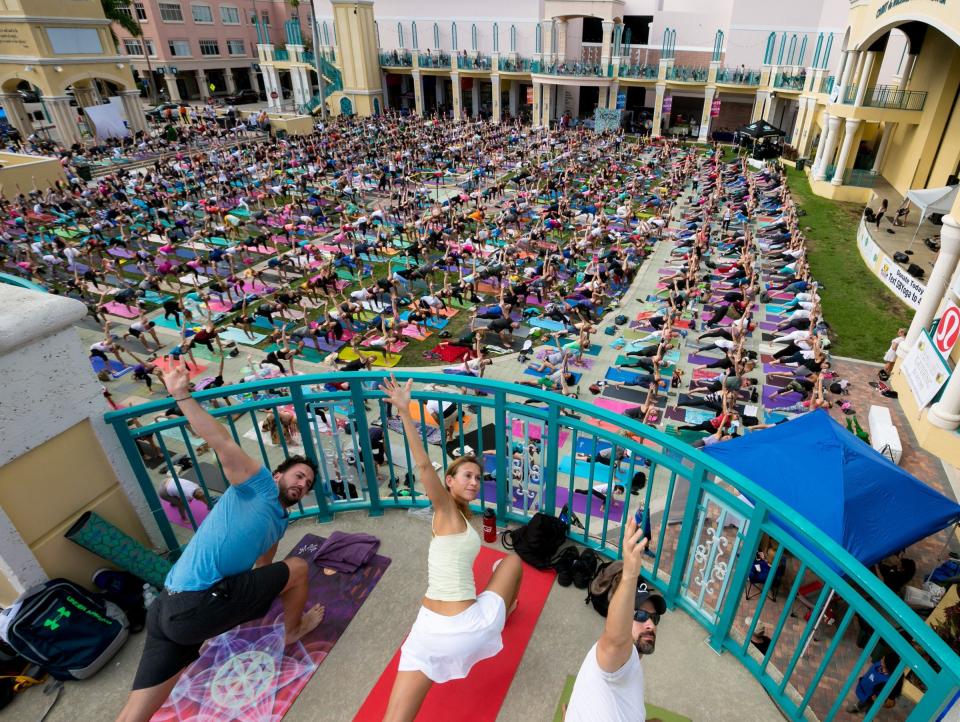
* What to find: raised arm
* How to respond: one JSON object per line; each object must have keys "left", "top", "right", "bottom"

{"left": 162, "top": 361, "right": 261, "bottom": 485}
{"left": 596, "top": 517, "right": 648, "bottom": 672}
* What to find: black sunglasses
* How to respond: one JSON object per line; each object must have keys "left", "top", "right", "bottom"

{"left": 634, "top": 610, "right": 661, "bottom": 625}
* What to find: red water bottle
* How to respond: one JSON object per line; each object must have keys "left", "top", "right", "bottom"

{"left": 482, "top": 509, "right": 497, "bottom": 543}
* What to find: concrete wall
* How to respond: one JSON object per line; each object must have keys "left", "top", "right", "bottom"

{"left": 0, "top": 287, "right": 161, "bottom": 606}
{"left": 0, "top": 152, "right": 67, "bottom": 195}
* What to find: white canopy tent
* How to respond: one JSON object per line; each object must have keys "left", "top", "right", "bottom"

{"left": 906, "top": 184, "right": 960, "bottom": 247}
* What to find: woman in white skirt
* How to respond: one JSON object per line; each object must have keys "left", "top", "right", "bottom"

{"left": 880, "top": 327, "right": 906, "bottom": 379}
{"left": 380, "top": 376, "right": 523, "bottom": 722}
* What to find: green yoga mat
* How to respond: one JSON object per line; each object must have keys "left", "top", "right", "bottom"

{"left": 65, "top": 511, "right": 173, "bottom": 589}
{"left": 554, "top": 674, "right": 690, "bottom": 722}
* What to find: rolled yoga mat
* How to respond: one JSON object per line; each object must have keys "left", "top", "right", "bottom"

{"left": 65, "top": 511, "right": 172, "bottom": 589}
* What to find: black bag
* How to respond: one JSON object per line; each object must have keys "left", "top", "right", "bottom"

{"left": 501, "top": 513, "right": 568, "bottom": 569}
{"left": 0, "top": 579, "right": 128, "bottom": 681}
{"left": 585, "top": 560, "right": 624, "bottom": 617}
{"left": 892, "top": 251, "right": 909, "bottom": 263}
{"left": 907, "top": 263, "right": 924, "bottom": 279}
{"left": 614, "top": 314, "right": 628, "bottom": 326}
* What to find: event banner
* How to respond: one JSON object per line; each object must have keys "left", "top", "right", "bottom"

{"left": 593, "top": 108, "right": 622, "bottom": 133}
{"left": 901, "top": 330, "right": 951, "bottom": 409}
{"left": 857, "top": 221, "right": 925, "bottom": 309}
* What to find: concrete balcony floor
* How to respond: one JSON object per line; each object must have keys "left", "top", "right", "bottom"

{"left": 14, "top": 510, "right": 783, "bottom": 722}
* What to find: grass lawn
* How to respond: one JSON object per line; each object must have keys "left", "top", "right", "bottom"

{"left": 785, "top": 166, "right": 912, "bottom": 360}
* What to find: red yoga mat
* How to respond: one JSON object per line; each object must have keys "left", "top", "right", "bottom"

{"left": 353, "top": 547, "right": 555, "bottom": 722}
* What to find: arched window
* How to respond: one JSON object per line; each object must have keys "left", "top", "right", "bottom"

{"left": 412, "top": 22, "right": 418, "bottom": 50}
{"left": 811, "top": 33, "right": 823, "bottom": 69}
{"left": 433, "top": 23, "right": 440, "bottom": 49}
{"left": 797, "top": 35, "right": 808, "bottom": 67}
{"left": 492, "top": 23, "right": 498, "bottom": 53}
{"left": 786, "top": 34, "right": 798, "bottom": 65}
{"left": 821, "top": 35, "right": 833, "bottom": 69}
{"left": 613, "top": 24, "right": 622, "bottom": 56}
{"left": 472, "top": 24, "right": 479, "bottom": 52}
{"left": 763, "top": 32, "right": 775, "bottom": 64}
{"left": 713, "top": 30, "right": 724, "bottom": 62}
{"left": 777, "top": 32, "right": 787, "bottom": 65}
{"left": 535, "top": 24, "right": 541, "bottom": 54}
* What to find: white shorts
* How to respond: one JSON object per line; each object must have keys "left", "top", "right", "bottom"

{"left": 398, "top": 591, "right": 506, "bottom": 683}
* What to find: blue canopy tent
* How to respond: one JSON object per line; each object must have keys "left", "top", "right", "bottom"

{"left": 702, "top": 410, "right": 960, "bottom": 567}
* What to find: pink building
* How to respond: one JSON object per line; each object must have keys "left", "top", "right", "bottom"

{"left": 112, "top": 0, "right": 300, "bottom": 102}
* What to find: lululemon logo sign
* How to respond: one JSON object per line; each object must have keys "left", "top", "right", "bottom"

{"left": 934, "top": 303, "right": 960, "bottom": 355}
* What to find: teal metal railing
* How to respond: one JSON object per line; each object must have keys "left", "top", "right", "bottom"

{"left": 773, "top": 71, "right": 806, "bottom": 91}
{"left": 0, "top": 272, "right": 46, "bottom": 293}
{"left": 822, "top": 164, "right": 878, "bottom": 188}
{"left": 819, "top": 75, "right": 835, "bottom": 95}
{"left": 417, "top": 52, "right": 451, "bottom": 68}
{"left": 456, "top": 54, "right": 491, "bottom": 71}
{"left": 315, "top": 53, "right": 342, "bottom": 93}
{"left": 302, "top": 50, "right": 314, "bottom": 66}
{"left": 498, "top": 56, "right": 532, "bottom": 72}
{"left": 273, "top": 48, "right": 290, "bottom": 62}
{"left": 380, "top": 50, "right": 413, "bottom": 67}
{"left": 716, "top": 68, "right": 761, "bottom": 85}
{"left": 665, "top": 65, "right": 709, "bottom": 82}
{"left": 530, "top": 60, "right": 605, "bottom": 77}
{"left": 106, "top": 372, "right": 959, "bottom": 722}
{"left": 619, "top": 63, "right": 658, "bottom": 80}
{"left": 297, "top": 94, "right": 324, "bottom": 115}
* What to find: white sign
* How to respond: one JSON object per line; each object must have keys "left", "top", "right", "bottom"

{"left": 858, "top": 220, "right": 925, "bottom": 309}
{"left": 934, "top": 303, "right": 960, "bottom": 355}
{"left": 901, "top": 330, "right": 951, "bottom": 409}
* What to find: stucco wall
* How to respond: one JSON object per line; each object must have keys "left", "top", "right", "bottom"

{"left": 0, "top": 152, "right": 67, "bottom": 195}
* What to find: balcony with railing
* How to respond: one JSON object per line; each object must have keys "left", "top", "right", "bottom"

{"left": 819, "top": 75, "right": 835, "bottom": 95}
{"left": 380, "top": 50, "right": 413, "bottom": 68}
{"left": 105, "top": 372, "right": 960, "bottom": 722}
{"left": 531, "top": 60, "right": 606, "bottom": 77}
{"left": 821, "top": 165, "right": 879, "bottom": 188}
{"left": 841, "top": 84, "right": 928, "bottom": 111}
{"left": 715, "top": 68, "right": 761, "bottom": 85}
{"left": 417, "top": 52, "right": 451, "bottom": 69}
{"left": 773, "top": 71, "right": 806, "bottom": 91}
{"left": 456, "top": 54, "right": 492, "bottom": 71}
{"left": 498, "top": 56, "right": 532, "bottom": 73}
{"left": 665, "top": 65, "right": 709, "bottom": 82}
{"left": 273, "top": 48, "right": 289, "bottom": 62}
{"left": 618, "top": 63, "right": 658, "bottom": 80}
{"left": 302, "top": 50, "right": 314, "bottom": 66}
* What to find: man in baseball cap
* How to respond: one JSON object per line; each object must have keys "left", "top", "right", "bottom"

{"left": 565, "top": 516, "right": 666, "bottom": 720}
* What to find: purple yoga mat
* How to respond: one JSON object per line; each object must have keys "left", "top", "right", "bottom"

{"left": 563, "top": 489, "right": 625, "bottom": 520}
{"left": 664, "top": 406, "right": 687, "bottom": 422}
{"left": 688, "top": 353, "right": 722, "bottom": 366}
{"left": 758, "top": 321, "right": 779, "bottom": 331}
{"left": 304, "top": 336, "right": 345, "bottom": 353}
{"left": 763, "top": 361, "right": 796, "bottom": 374}
{"left": 762, "top": 385, "right": 802, "bottom": 408}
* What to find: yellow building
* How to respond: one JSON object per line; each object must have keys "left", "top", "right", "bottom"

{"left": 0, "top": 0, "right": 148, "bottom": 145}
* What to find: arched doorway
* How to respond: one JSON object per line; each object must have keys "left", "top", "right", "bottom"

{"left": 340, "top": 97, "right": 354, "bottom": 116}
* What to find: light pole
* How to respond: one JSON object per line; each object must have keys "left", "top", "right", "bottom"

{"left": 131, "top": 5, "right": 159, "bottom": 105}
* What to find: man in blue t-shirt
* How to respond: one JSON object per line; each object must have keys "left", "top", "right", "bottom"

{"left": 847, "top": 653, "right": 902, "bottom": 714}
{"left": 117, "top": 362, "right": 325, "bottom": 722}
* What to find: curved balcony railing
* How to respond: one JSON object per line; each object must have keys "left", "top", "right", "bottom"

{"left": 819, "top": 75, "right": 835, "bottom": 96}
{"left": 380, "top": 50, "right": 413, "bottom": 67}
{"left": 841, "top": 84, "right": 928, "bottom": 111}
{"left": 773, "top": 71, "right": 806, "bottom": 91}
{"left": 456, "top": 54, "right": 492, "bottom": 71}
{"left": 665, "top": 65, "right": 708, "bottom": 82}
{"left": 619, "top": 63, "right": 658, "bottom": 80}
{"left": 273, "top": 48, "right": 289, "bottom": 62}
{"left": 716, "top": 68, "right": 761, "bottom": 85}
{"left": 498, "top": 56, "right": 533, "bottom": 73}
{"left": 106, "top": 372, "right": 959, "bottom": 722}
{"left": 302, "top": 50, "right": 314, "bottom": 66}
{"left": 531, "top": 60, "right": 606, "bottom": 77}
{"left": 417, "top": 52, "right": 451, "bottom": 68}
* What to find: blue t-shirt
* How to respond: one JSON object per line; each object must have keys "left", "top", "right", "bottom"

{"left": 164, "top": 467, "right": 288, "bottom": 592}
{"left": 855, "top": 661, "right": 890, "bottom": 704}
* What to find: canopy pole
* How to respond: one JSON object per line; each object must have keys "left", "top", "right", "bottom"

{"left": 799, "top": 589, "right": 835, "bottom": 660}
{"left": 906, "top": 217, "right": 923, "bottom": 252}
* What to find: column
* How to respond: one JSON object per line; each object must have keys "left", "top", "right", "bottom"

{"left": 899, "top": 216, "right": 960, "bottom": 359}
{"left": 196, "top": 69, "right": 210, "bottom": 100}
{"left": 830, "top": 118, "right": 861, "bottom": 186}
{"left": 163, "top": 74, "right": 182, "bottom": 102}
{"left": 812, "top": 115, "right": 841, "bottom": 181}
{"left": 556, "top": 19, "right": 568, "bottom": 62}
{"left": 44, "top": 97, "right": 81, "bottom": 146}
{"left": 295, "top": 67, "right": 312, "bottom": 106}
{"left": 540, "top": 20, "right": 554, "bottom": 63}
{"left": 412, "top": 71, "right": 424, "bottom": 117}
{"left": 119, "top": 89, "right": 148, "bottom": 134}
{"left": 491, "top": 74, "right": 502, "bottom": 123}
{"left": 471, "top": 77, "right": 481, "bottom": 118}
{"left": 607, "top": 81, "right": 620, "bottom": 111}
{"left": 248, "top": 68, "right": 262, "bottom": 97}
{"left": 897, "top": 54, "right": 918, "bottom": 90}
{"left": 381, "top": 71, "right": 390, "bottom": 111}
{"left": 853, "top": 52, "right": 876, "bottom": 107}
{"left": 600, "top": 21, "right": 615, "bottom": 72}
{"left": 751, "top": 90, "right": 770, "bottom": 122}
{"left": 810, "top": 111, "right": 831, "bottom": 174}
{"left": 0, "top": 93, "right": 35, "bottom": 138}
{"left": 290, "top": 68, "right": 305, "bottom": 106}
{"left": 264, "top": 65, "right": 282, "bottom": 109}
{"left": 224, "top": 68, "right": 237, "bottom": 94}
{"left": 763, "top": 94, "right": 778, "bottom": 123}
{"left": 836, "top": 50, "right": 858, "bottom": 103}
{"left": 872, "top": 122, "right": 895, "bottom": 173}
{"left": 698, "top": 86, "right": 716, "bottom": 143}
{"left": 651, "top": 82, "right": 666, "bottom": 137}
{"left": 541, "top": 81, "right": 553, "bottom": 127}
{"left": 532, "top": 81, "right": 543, "bottom": 126}
{"left": 450, "top": 73, "right": 463, "bottom": 120}
{"left": 509, "top": 79, "right": 519, "bottom": 118}
{"left": 791, "top": 95, "right": 809, "bottom": 147}
{"left": 929, "top": 217, "right": 960, "bottom": 429}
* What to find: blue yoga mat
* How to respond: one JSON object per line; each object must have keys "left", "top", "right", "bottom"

{"left": 90, "top": 357, "right": 132, "bottom": 378}
{"left": 529, "top": 317, "right": 566, "bottom": 332}
{"left": 605, "top": 367, "right": 646, "bottom": 384}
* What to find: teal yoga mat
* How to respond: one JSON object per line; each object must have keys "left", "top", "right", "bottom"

{"left": 65, "top": 511, "right": 172, "bottom": 589}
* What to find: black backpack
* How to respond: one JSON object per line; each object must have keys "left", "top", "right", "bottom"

{"left": 0, "top": 579, "right": 129, "bottom": 681}
{"left": 585, "top": 560, "right": 624, "bottom": 617}
{"left": 501, "top": 513, "right": 568, "bottom": 569}
{"left": 614, "top": 314, "right": 628, "bottom": 326}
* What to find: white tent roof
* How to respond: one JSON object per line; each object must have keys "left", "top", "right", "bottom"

{"left": 906, "top": 185, "right": 960, "bottom": 222}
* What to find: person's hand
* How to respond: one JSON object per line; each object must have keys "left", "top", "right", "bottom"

{"left": 163, "top": 359, "right": 192, "bottom": 399}
{"left": 379, "top": 374, "right": 412, "bottom": 412}
{"left": 621, "top": 516, "right": 648, "bottom": 579}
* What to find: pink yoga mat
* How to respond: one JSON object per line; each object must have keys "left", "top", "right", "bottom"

{"left": 510, "top": 419, "right": 570, "bottom": 446}
{"left": 161, "top": 498, "right": 211, "bottom": 530}
{"left": 594, "top": 397, "right": 640, "bottom": 413}
{"left": 206, "top": 299, "right": 235, "bottom": 313}
{"left": 103, "top": 301, "right": 140, "bottom": 318}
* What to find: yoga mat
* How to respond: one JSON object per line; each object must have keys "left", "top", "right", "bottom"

{"left": 528, "top": 317, "right": 566, "bottom": 332}
{"left": 339, "top": 346, "right": 402, "bottom": 368}
{"left": 354, "top": 546, "right": 554, "bottom": 722}
{"left": 103, "top": 301, "right": 140, "bottom": 319}
{"left": 90, "top": 356, "right": 132, "bottom": 379}
{"left": 688, "top": 353, "right": 723, "bottom": 366}
{"left": 153, "top": 356, "right": 208, "bottom": 377}
{"left": 762, "top": 385, "right": 802, "bottom": 409}
{"left": 600, "top": 385, "right": 649, "bottom": 404}
{"left": 604, "top": 367, "right": 648, "bottom": 384}
{"left": 159, "top": 533, "right": 390, "bottom": 721}
{"left": 65, "top": 511, "right": 172, "bottom": 589}
{"left": 219, "top": 327, "right": 267, "bottom": 345}
{"left": 161, "top": 497, "right": 211, "bottom": 530}
{"left": 554, "top": 675, "right": 691, "bottom": 722}
{"left": 510, "top": 419, "right": 570, "bottom": 447}
{"left": 565, "top": 487, "right": 627, "bottom": 519}
{"left": 558, "top": 456, "right": 630, "bottom": 484}
{"left": 594, "top": 397, "right": 640, "bottom": 414}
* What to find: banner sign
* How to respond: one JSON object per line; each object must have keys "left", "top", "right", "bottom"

{"left": 593, "top": 108, "right": 622, "bottom": 133}
{"left": 857, "top": 221, "right": 925, "bottom": 309}
{"left": 901, "top": 329, "right": 950, "bottom": 409}
{"left": 711, "top": 98, "right": 721, "bottom": 117}
{"left": 661, "top": 96, "right": 673, "bottom": 115}
{"left": 616, "top": 92, "right": 626, "bottom": 110}
{"left": 526, "top": 87, "right": 534, "bottom": 105}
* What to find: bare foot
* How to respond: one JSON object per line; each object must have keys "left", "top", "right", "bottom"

{"left": 285, "top": 604, "right": 325, "bottom": 645}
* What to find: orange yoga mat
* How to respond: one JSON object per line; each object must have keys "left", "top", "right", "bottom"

{"left": 353, "top": 547, "right": 555, "bottom": 722}
{"left": 152, "top": 356, "right": 208, "bottom": 378}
